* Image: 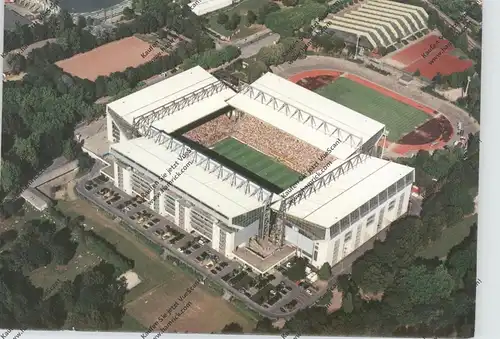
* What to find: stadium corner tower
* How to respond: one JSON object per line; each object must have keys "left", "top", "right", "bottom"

{"left": 106, "top": 66, "right": 415, "bottom": 273}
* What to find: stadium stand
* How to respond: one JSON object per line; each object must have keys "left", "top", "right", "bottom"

{"left": 319, "top": 0, "right": 429, "bottom": 49}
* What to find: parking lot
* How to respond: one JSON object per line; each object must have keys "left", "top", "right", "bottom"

{"left": 82, "top": 175, "right": 321, "bottom": 316}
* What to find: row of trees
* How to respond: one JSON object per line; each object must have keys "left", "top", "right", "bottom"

{"left": 0, "top": 214, "right": 132, "bottom": 329}
{"left": 182, "top": 46, "right": 241, "bottom": 70}
{"left": 251, "top": 140, "right": 479, "bottom": 337}
{"left": 1, "top": 0, "right": 217, "bottom": 196}
{"left": 256, "top": 37, "right": 307, "bottom": 66}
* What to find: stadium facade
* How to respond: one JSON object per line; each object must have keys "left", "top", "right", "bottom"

{"left": 319, "top": 0, "right": 429, "bottom": 49}
{"left": 105, "top": 66, "right": 414, "bottom": 272}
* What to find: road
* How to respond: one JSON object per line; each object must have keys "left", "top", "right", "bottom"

{"left": 75, "top": 166, "right": 307, "bottom": 319}
{"left": 273, "top": 56, "right": 480, "bottom": 146}
{"left": 421, "top": 0, "right": 480, "bottom": 49}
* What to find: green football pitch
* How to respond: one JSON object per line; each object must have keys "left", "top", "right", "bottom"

{"left": 211, "top": 138, "right": 301, "bottom": 190}
{"left": 315, "top": 77, "right": 430, "bottom": 142}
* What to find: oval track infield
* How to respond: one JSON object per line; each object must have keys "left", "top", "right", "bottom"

{"left": 288, "top": 69, "right": 453, "bottom": 155}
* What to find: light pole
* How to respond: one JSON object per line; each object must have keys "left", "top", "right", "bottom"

{"left": 354, "top": 35, "right": 360, "bottom": 59}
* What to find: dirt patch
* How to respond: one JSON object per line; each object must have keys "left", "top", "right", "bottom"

{"left": 398, "top": 115, "right": 453, "bottom": 145}
{"left": 126, "top": 281, "right": 254, "bottom": 334}
{"left": 388, "top": 33, "right": 473, "bottom": 79}
{"left": 327, "top": 287, "right": 343, "bottom": 314}
{"left": 56, "top": 36, "right": 168, "bottom": 81}
{"left": 288, "top": 69, "right": 343, "bottom": 88}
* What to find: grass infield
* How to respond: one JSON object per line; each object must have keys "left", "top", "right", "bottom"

{"left": 315, "top": 77, "right": 430, "bottom": 142}
{"left": 212, "top": 137, "right": 301, "bottom": 190}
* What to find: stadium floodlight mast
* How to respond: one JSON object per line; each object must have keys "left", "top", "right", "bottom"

{"left": 354, "top": 35, "right": 360, "bottom": 60}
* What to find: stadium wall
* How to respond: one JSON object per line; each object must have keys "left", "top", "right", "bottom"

{"left": 284, "top": 174, "right": 413, "bottom": 268}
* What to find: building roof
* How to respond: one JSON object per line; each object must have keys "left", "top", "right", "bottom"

{"left": 226, "top": 72, "right": 384, "bottom": 160}
{"left": 21, "top": 188, "right": 51, "bottom": 211}
{"left": 280, "top": 156, "right": 413, "bottom": 227}
{"left": 111, "top": 136, "right": 271, "bottom": 219}
{"left": 321, "top": 0, "right": 428, "bottom": 48}
{"left": 107, "top": 66, "right": 235, "bottom": 130}
{"left": 189, "top": 0, "right": 233, "bottom": 16}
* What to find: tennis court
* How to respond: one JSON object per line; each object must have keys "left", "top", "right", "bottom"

{"left": 315, "top": 77, "right": 430, "bottom": 142}
{"left": 212, "top": 138, "right": 301, "bottom": 190}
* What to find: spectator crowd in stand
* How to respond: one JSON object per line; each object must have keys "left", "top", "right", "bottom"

{"left": 183, "top": 112, "right": 336, "bottom": 174}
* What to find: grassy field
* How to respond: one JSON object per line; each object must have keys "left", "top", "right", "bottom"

{"left": 206, "top": 0, "right": 270, "bottom": 38}
{"left": 57, "top": 199, "right": 256, "bottom": 333}
{"left": 212, "top": 137, "right": 301, "bottom": 189}
{"left": 418, "top": 214, "right": 477, "bottom": 260}
{"left": 316, "top": 78, "right": 430, "bottom": 142}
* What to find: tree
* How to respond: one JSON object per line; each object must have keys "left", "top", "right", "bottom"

{"left": 225, "top": 13, "right": 241, "bottom": 31}
{"left": 318, "top": 262, "right": 331, "bottom": 280}
{"left": 414, "top": 69, "right": 421, "bottom": 76}
{"left": 1, "top": 160, "right": 22, "bottom": 193}
{"left": 247, "top": 10, "right": 257, "bottom": 25}
{"left": 217, "top": 12, "right": 229, "bottom": 25}
{"left": 76, "top": 16, "right": 87, "bottom": 30}
{"left": 253, "top": 317, "right": 279, "bottom": 333}
{"left": 123, "top": 7, "right": 135, "bottom": 20}
{"left": 221, "top": 322, "right": 243, "bottom": 333}
{"left": 283, "top": 0, "right": 299, "bottom": 6}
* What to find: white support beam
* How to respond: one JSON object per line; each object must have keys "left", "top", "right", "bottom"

{"left": 284, "top": 152, "right": 369, "bottom": 211}
{"left": 240, "top": 84, "right": 363, "bottom": 149}
{"left": 133, "top": 80, "right": 227, "bottom": 135}
{"left": 142, "top": 126, "right": 273, "bottom": 203}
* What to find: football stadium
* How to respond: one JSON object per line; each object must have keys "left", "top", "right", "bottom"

{"left": 106, "top": 66, "right": 414, "bottom": 273}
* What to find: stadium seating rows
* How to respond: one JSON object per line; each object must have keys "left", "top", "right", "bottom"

{"left": 183, "top": 113, "right": 335, "bottom": 175}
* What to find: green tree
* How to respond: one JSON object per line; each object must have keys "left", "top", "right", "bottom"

{"left": 123, "top": 7, "right": 135, "bottom": 20}
{"left": 414, "top": 69, "right": 421, "bottom": 76}
{"left": 1, "top": 161, "right": 22, "bottom": 193}
{"left": 217, "top": 12, "right": 229, "bottom": 25}
{"left": 247, "top": 10, "right": 257, "bottom": 25}
{"left": 221, "top": 322, "right": 243, "bottom": 333}
{"left": 318, "top": 262, "right": 331, "bottom": 280}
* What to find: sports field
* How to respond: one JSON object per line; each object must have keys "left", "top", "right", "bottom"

{"left": 212, "top": 138, "right": 301, "bottom": 190}
{"left": 315, "top": 77, "right": 430, "bottom": 142}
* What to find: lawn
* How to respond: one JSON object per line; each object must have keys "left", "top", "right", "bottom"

{"left": 418, "top": 214, "right": 478, "bottom": 260}
{"left": 57, "top": 199, "right": 256, "bottom": 333}
{"left": 212, "top": 137, "right": 301, "bottom": 190}
{"left": 206, "top": 0, "right": 270, "bottom": 38}
{"left": 315, "top": 78, "right": 430, "bottom": 142}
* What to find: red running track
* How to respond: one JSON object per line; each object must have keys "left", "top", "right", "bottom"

{"left": 288, "top": 70, "right": 343, "bottom": 83}
{"left": 344, "top": 73, "right": 437, "bottom": 115}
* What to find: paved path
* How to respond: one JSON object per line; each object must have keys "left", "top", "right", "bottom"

{"left": 273, "top": 55, "right": 479, "bottom": 142}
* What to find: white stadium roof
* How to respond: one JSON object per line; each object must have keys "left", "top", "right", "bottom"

{"left": 107, "top": 66, "right": 235, "bottom": 133}
{"left": 321, "top": 0, "right": 428, "bottom": 48}
{"left": 280, "top": 156, "right": 413, "bottom": 227}
{"left": 189, "top": 0, "right": 233, "bottom": 16}
{"left": 227, "top": 72, "right": 384, "bottom": 160}
{"left": 111, "top": 136, "right": 271, "bottom": 219}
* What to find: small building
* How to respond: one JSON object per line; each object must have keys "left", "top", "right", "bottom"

{"left": 21, "top": 188, "right": 52, "bottom": 211}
